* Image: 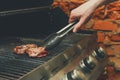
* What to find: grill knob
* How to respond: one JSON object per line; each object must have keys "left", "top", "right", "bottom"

{"left": 93, "top": 47, "right": 106, "bottom": 59}
{"left": 79, "top": 56, "right": 96, "bottom": 73}
{"left": 66, "top": 70, "right": 83, "bottom": 80}
{"left": 79, "top": 59, "right": 90, "bottom": 73}
{"left": 83, "top": 56, "right": 96, "bottom": 70}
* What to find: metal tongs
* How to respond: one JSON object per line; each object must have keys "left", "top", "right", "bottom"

{"left": 43, "top": 21, "right": 78, "bottom": 51}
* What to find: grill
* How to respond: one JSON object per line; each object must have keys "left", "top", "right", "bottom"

{"left": 0, "top": 33, "right": 93, "bottom": 80}
{"left": 0, "top": 1, "right": 108, "bottom": 80}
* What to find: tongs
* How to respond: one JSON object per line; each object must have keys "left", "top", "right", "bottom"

{"left": 43, "top": 21, "right": 78, "bottom": 51}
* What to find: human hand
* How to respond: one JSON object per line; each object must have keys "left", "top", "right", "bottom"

{"left": 69, "top": 0, "right": 106, "bottom": 32}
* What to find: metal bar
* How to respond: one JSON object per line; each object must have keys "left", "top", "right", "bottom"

{"left": 0, "top": 74, "right": 16, "bottom": 80}
{"left": 0, "top": 6, "right": 51, "bottom": 16}
{"left": 0, "top": 61, "right": 37, "bottom": 71}
{"left": 0, "top": 55, "right": 45, "bottom": 64}
{"left": 0, "top": 68, "right": 23, "bottom": 77}
{"left": 0, "top": 72, "right": 19, "bottom": 79}
{"left": 0, "top": 65, "right": 28, "bottom": 74}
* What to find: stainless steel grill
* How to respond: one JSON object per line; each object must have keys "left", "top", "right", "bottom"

{"left": 0, "top": 2, "right": 108, "bottom": 79}
{"left": 0, "top": 33, "right": 93, "bottom": 80}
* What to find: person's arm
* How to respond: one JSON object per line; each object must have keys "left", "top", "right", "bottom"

{"left": 69, "top": 0, "right": 117, "bottom": 32}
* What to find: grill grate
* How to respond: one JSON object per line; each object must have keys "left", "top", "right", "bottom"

{"left": 0, "top": 33, "right": 87, "bottom": 80}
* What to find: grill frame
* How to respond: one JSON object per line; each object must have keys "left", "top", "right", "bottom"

{"left": 0, "top": 33, "right": 95, "bottom": 80}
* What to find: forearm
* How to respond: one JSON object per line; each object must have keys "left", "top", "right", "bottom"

{"left": 84, "top": 0, "right": 107, "bottom": 11}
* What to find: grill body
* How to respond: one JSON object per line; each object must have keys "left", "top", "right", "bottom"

{"left": 0, "top": 32, "right": 97, "bottom": 80}
{"left": 0, "top": 2, "right": 108, "bottom": 80}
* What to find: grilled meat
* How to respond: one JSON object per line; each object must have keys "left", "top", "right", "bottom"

{"left": 26, "top": 47, "right": 47, "bottom": 57}
{"left": 14, "top": 44, "right": 48, "bottom": 57}
{"left": 14, "top": 44, "right": 37, "bottom": 54}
